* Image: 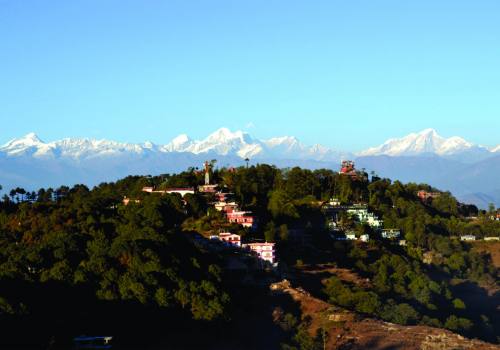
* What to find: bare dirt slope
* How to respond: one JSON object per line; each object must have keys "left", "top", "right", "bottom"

{"left": 472, "top": 241, "right": 500, "bottom": 268}
{"left": 271, "top": 280, "right": 500, "bottom": 350}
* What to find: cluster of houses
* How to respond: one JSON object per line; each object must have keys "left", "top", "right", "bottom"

{"left": 132, "top": 162, "right": 276, "bottom": 266}
{"left": 209, "top": 190, "right": 276, "bottom": 265}
{"left": 323, "top": 198, "right": 404, "bottom": 245}
{"left": 489, "top": 211, "right": 500, "bottom": 221}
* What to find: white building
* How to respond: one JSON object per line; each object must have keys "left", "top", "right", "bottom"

{"left": 346, "top": 233, "right": 357, "bottom": 240}
{"left": 460, "top": 235, "right": 476, "bottom": 241}
{"left": 214, "top": 201, "right": 239, "bottom": 213}
{"left": 347, "top": 205, "right": 383, "bottom": 228}
{"left": 381, "top": 229, "right": 401, "bottom": 239}
{"left": 328, "top": 198, "right": 341, "bottom": 207}
{"left": 360, "top": 234, "right": 370, "bottom": 242}
{"left": 243, "top": 242, "right": 275, "bottom": 264}
{"left": 218, "top": 232, "right": 242, "bottom": 247}
{"left": 142, "top": 186, "right": 195, "bottom": 197}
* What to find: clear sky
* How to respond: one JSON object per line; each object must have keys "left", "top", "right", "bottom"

{"left": 1, "top": 0, "right": 499, "bottom": 151}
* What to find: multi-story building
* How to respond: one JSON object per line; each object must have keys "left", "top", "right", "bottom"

{"left": 217, "top": 232, "right": 242, "bottom": 247}
{"left": 243, "top": 242, "right": 275, "bottom": 264}
{"left": 214, "top": 201, "right": 239, "bottom": 213}
{"left": 347, "top": 205, "right": 383, "bottom": 228}
{"left": 226, "top": 210, "right": 256, "bottom": 228}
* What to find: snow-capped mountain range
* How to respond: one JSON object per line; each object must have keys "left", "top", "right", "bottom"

{"left": 1, "top": 128, "right": 500, "bottom": 208}
{"left": 2, "top": 128, "right": 499, "bottom": 161}
{"left": 0, "top": 128, "right": 352, "bottom": 162}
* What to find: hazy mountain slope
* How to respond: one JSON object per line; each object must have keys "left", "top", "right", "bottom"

{"left": 355, "top": 155, "right": 467, "bottom": 189}
{"left": 355, "top": 155, "right": 500, "bottom": 208}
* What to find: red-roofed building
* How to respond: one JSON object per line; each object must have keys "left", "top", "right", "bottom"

{"left": 417, "top": 190, "right": 441, "bottom": 202}
{"left": 215, "top": 192, "right": 233, "bottom": 202}
{"left": 339, "top": 160, "right": 366, "bottom": 181}
{"left": 340, "top": 160, "right": 356, "bottom": 175}
{"left": 214, "top": 201, "right": 239, "bottom": 213}
{"left": 226, "top": 210, "right": 256, "bottom": 228}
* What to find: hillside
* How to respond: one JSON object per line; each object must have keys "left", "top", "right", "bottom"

{"left": 0, "top": 164, "right": 499, "bottom": 348}
{"left": 272, "top": 279, "right": 499, "bottom": 350}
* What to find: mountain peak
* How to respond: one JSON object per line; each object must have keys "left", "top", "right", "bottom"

{"left": 418, "top": 128, "right": 439, "bottom": 136}
{"left": 2, "top": 132, "right": 44, "bottom": 148}
{"left": 171, "top": 134, "right": 191, "bottom": 145}
{"left": 206, "top": 128, "right": 249, "bottom": 141}
{"left": 17, "top": 132, "right": 44, "bottom": 145}
{"left": 358, "top": 129, "right": 480, "bottom": 157}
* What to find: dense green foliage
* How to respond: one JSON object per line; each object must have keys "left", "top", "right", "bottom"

{"left": 0, "top": 182, "right": 229, "bottom": 322}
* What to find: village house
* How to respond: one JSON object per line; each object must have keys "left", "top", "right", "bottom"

{"left": 359, "top": 234, "right": 370, "bottom": 242}
{"left": 215, "top": 191, "right": 233, "bottom": 202}
{"left": 484, "top": 236, "right": 500, "bottom": 241}
{"left": 122, "top": 197, "right": 141, "bottom": 206}
{"left": 242, "top": 242, "right": 275, "bottom": 264}
{"left": 417, "top": 190, "right": 441, "bottom": 202}
{"left": 346, "top": 205, "right": 383, "bottom": 228}
{"left": 381, "top": 229, "right": 401, "bottom": 239}
{"left": 345, "top": 233, "right": 357, "bottom": 240}
{"left": 215, "top": 232, "right": 242, "bottom": 247}
{"left": 460, "top": 235, "right": 476, "bottom": 241}
{"left": 328, "top": 198, "right": 341, "bottom": 207}
{"left": 214, "top": 201, "right": 239, "bottom": 213}
{"left": 141, "top": 186, "right": 195, "bottom": 197}
{"left": 226, "top": 210, "right": 256, "bottom": 229}
{"left": 340, "top": 160, "right": 357, "bottom": 177}
{"left": 339, "top": 160, "right": 367, "bottom": 181}
{"left": 199, "top": 184, "right": 218, "bottom": 193}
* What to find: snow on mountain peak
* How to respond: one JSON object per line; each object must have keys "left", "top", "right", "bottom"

{"left": 205, "top": 128, "right": 252, "bottom": 144}
{"left": 418, "top": 128, "right": 438, "bottom": 136}
{"left": 172, "top": 134, "right": 190, "bottom": 145}
{"left": 358, "top": 128, "right": 477, "bottom": 157}
{"left": 2, "top": 132, "right": 44, "bottom": 147}
{"left": 265, "top": 136, "right": 299, "bottom": 147}
{"left": 22, "top": 132, "right": 43, "bottom": 143}
{"left": 163, "top": 134, "right": 193, "bottom": 152}
{"left": 0, "top": 132, "right": 49, "bottom": 156}
{"left": 2, "top": 127, "right": 495, "bottom": 165}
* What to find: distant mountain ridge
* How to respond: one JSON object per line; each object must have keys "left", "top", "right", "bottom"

{"left": 1, "top": 128, "right": 500, "bottom": 208}
{"left": 0, "top": 128, "right": 351, "bottom": 162}
{"left": 357, "top": 128, "right": 495, "bottom": 161}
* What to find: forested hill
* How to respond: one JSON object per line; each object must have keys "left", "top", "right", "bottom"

{"left": 0, "top": 165, "right": 499, "bottom": 349}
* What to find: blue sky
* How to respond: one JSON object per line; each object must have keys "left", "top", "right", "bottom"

{"left": 0, "top": 0, "right": 499, "bottom": 151}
